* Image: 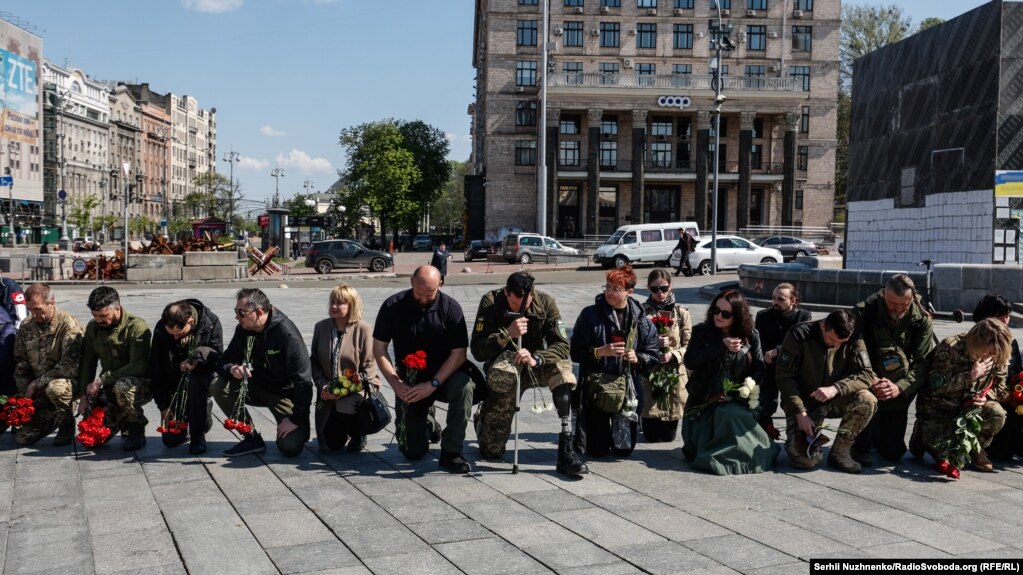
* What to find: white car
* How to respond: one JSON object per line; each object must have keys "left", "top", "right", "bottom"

{"left": 670, "top": 235, "right": 782, "bottom": 275}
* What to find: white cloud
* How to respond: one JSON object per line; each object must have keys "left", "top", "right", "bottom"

{"left": 275, "top": 149, "right": 334, "bottom": 174}
{"left": 444, "top": 132, "right": 457, "bottom": 142}
{"left": 238, "top": 156, "right": 269, "bottom": 171}
{"left": 259, "top": 125, "right": 287, "bottom": 137}
{"left": 182, "top": 0, "right": 243, "bottom": 13}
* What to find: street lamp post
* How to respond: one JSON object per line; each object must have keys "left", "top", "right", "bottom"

{"left": 4, "top": 141, "right": 16, "bottom": 247}
{"left": 223, "top": 150, "right": 239, "bottom": 236}
{"left": 56, "top": 91, "right": 71, "bottom": 250}
{"left": 709, "top": 4, "right": 735, "bottom": 276}
{"left": 271, "top": 168, "right": 284, "bottom": 207}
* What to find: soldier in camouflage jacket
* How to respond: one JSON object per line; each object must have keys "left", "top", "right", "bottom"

{"left": 13, "top": 283, "right": 84, "bottom": 447}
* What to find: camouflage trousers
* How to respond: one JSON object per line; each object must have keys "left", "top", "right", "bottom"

{"left": 477, "top": 352, "right": 576, "bottom": 458}
{"left": 785, "top": 389, "right": 877, "bottom": 469}
{"left": 15, "top": 378, "right": 74, "bottom": 447}
{"left": 100, "top": 376, "right": 153, "bottom": 430}
{"left": 915, "top": 400, "right": 1006, "bottom": 456}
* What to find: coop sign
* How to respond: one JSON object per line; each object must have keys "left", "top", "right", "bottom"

{"left": 657, "top": 96, "right": 691, "bottom": 109}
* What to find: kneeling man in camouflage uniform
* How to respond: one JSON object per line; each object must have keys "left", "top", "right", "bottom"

{"left": 775, "top": 310, "right": 878, "bottom": 473}
{"left": 78, "top": 287, "right": 153, "bottom": 451}
{"left": 13, "top": 283, "right": 84, "bottom": 446}
{"left": 470, "top": 272, "right": 588, "bottom": 476}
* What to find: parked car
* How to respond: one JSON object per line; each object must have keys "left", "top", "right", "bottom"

{"left": 305, "top": 239, "right": 394, "bottom": 274}
{"left": 670, "top": 235, "right": 782, "bottom": 275}
{"left": 592, "top": 221, "right": 700, "bottom": 269}
{"left": 72, "top": 236, "right": 98, "bottom": 252}
{"left": 463, "top": 240, "right": 495, "bottom": 262}
{"left": 753, "top": 236, "right": 819, "bottom": 260}
{"left": 413, "top": 233, "right": 433, "bottom": 251}
{"left": 502, "top": 233, "right": 580, "bottom": 264}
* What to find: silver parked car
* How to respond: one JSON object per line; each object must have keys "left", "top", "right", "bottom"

{"left": 753, "top": 236, "right": 819, "bottom": 260}
{"left": 502, "top": 233, "right": 580, "bottom": 264}
{"left": 670, "top": 235, "right": 782, "bottom": 275}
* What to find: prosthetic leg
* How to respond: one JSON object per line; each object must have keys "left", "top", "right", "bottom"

{"left": 553, "top": 385, "right": 588, "bottom": 476}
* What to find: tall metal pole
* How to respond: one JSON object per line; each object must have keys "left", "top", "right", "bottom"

{"left": 5, "top": 141, "right": 14, "bottom": 247}
{"left": 709, "top": 3, "right": 732, "bottom": 276}
{"left": 58, "top": 92, "right": 70, "bottom": 248}
{"left": 537, "top": 0, "right": 549, "bottom": 236}
{"left": 223, "top": 150, "right": 239, "bottom": 235}
{"left": 271, "top": 167, "right": 284, "bottom": 207}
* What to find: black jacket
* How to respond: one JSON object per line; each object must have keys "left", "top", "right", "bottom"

{"left": 684, "top": 322, "right": 765, "bottom": 406}
{"left": 570, "top": 294, "right": 660, "bottom": 379}
{"left": 149, "top": 299, "right": 224, "bottom": 410}
{"left": 219, "top": 307, "right": 313, "bottom": 423}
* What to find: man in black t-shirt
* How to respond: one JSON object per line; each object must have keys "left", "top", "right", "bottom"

{"left": 373, "top": 265, "right": 474, "bottom": 472}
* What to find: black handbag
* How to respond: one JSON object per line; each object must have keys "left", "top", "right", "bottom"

{"left": 356, "top": 383, "right": 391, "bottom": 435}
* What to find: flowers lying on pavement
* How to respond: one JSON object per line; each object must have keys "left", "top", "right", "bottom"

{"left": 0, "top": 395, "right": 35, "bottom": 427}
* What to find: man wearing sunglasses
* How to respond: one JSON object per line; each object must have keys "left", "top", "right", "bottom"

{"left": 470, "top": 271, "right": 587, "bottom": 476}
{"left": 215, "top": 288, "right": 313, "bottom": 458}
{"left": 774, "top": 310, "right": 878, "bottom": 473}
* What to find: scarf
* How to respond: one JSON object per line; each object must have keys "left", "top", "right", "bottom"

{"left": 644, "top": 291, "right": 676, "bottom": 313}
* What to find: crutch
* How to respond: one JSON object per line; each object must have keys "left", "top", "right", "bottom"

{"left": 511, "top": 284, "right": 532, "bottom": 475}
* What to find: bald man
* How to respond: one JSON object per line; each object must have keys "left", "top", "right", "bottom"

{"left": 373, "top": 266, "right": 475, "bottom": 473}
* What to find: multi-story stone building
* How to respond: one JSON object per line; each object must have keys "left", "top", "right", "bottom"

{"left": 0, "top": 17, "right": 44, "bottom": 243}
{"left": 168, "top": 93, "right": 217, "bottom": 218}
{"left": 42, "top": 61, "right": 111, "bottom": 242}
{"left": 107, "top": 84, "right": 145, "bottom": 238}
{"left": 469, "top": 0, "right": 839, "bottom": 240}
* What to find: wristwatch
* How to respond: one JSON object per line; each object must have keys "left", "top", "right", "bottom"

{"left": 430, "top": 378, "right": 441, "bottom": 388}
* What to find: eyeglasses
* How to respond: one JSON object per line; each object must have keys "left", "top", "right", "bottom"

{"left": 234, "top": 308, "right": 254, "bottom": 318}
{"left": 711, "top": 306, "right": 734, "bottom": 320}
{"left": 603, "top": 284, "right": 626, "bottom": 294}
{"left": 649, "top": 285, "right": 671, "bottom": 294}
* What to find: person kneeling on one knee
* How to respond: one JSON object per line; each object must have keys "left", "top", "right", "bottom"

{"left": 775, "top": 310, "right": 878, "bottom": 473}
{"left": 470, "top": 271, "right": 588, "bottom": 476}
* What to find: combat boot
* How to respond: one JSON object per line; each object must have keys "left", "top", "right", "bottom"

{"left": 826, "top": 437, "right": 862, "bottom": 474}
{"left": 122, "top": 424, "right": 147, "bottom": 451}
{"left": 53, "top": 413, "right": 76, "bottom": 447}
{"left": 970, "top": 449, "right": 994, "bottom": 472}
{"left": 556, "top": 432, "right": 589, "bottom": 476}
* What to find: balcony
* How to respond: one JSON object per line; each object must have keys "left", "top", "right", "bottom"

{"left": 547, "top": 73, "right": 804, "bottom": 99}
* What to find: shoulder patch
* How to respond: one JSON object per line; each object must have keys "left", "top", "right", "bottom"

{"left": 474, "top": 318, "right": 485, "bottom": 333}
{"left": 929, "top": 373, "right": 944, "bottom": 389}
{"left": 557, "top": 320, "right": 567, "bottom": 339}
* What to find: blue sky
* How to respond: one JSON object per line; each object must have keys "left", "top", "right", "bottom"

{"left": 2, "top": 0, "right": 992, "bottom": 205}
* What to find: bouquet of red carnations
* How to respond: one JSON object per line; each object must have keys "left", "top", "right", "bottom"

{"left": 0, "top": 395, "right": 35, "bottom": 427}
{"left": 224, "top": 337, "right": 255, "bottom": 434}
{"left": 76, "top": 406, "right": 112, "bottom": 448}
{"left": 401, "top": 350, "right": 427, "bottom": 384}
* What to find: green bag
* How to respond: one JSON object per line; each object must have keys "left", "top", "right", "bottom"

{"left": 587, "top": 372, "right": 628, "bottom": 414}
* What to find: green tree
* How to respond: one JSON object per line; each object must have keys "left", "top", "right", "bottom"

{"left": 95, "top": 214, "right": 118, "bottom": 243}
{"left": 917, "top": 17, "right": 944, "bottom": 32}
{"left": 397, "top": 119, "right": 453, "bottom": 234}
{"left": 284, "top": 193, "right": 317, "bottom": 217}
{"left": 129, "top": 215, "right": 158, "bottom": 237}
{"left": 68, "top": 193, "right": 101, "bottom": 233}
{"left": 339, "top": 121, "right": 421, "bottom": 247}
{"left": 836, "top": 4, "right": 910, "bottom": 222}
{"left": 430, "top": 160, "right": 471, "bottom": 236}
{"left": 192, "top": 171, "right": 232, "bottom": 218}
{"left": 182, "top": 192, "right": 208, "bottom": 219}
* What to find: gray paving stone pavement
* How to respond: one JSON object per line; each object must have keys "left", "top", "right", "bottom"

{"left": 1, "top": 272, "right": 1021, "bottom": 573}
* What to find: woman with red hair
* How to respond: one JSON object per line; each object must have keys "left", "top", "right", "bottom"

{"left": 682, "top": 289, "right": 778, "bottom": 474}
{"left": 570, "top": 266, "right": 661, "bottom": 458}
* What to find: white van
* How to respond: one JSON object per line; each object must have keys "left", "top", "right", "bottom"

{"left": 592, "top": 221, "right": 700, "bottom": 269}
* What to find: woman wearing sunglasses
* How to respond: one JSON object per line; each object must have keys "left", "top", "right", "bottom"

{"left": 682, "top": 289, "right": 779, "bottom": 474}
{"left": 570, "top": 266, "right": 661, "bottom": 458}
{"left": 639, "top": 269, "right": 693, "bottom": 442}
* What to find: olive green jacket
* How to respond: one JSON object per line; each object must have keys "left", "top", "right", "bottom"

{"left": 79, "top": 310, "right": 152, "bottom": 390}
{"left": 851, "top": 289, "right": 935, "bottom": 411}
{"left": 775, "top": 320, "right": 876, "bottom": 417}
{"left": 470, "top": 289, "right": 570, "bottom": 370}
{"left": 14, "top": 308, "right": 84, "bottom": 391}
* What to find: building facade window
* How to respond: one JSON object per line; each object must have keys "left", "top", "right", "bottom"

{"left": 795, "top": 189, "right": 804, "bottom": 209}
{"left": 790, "top": 65, "right": 810, "bottom": 91}
{"left": 565, "top": 0, "right": 584, "bottom": 6}
{"left": 650, "top": 142, "right": 671, "bottom": 167}
{"left": 515, "top": 140, "right": 537, "bottom": 165}
{"left": 673, "top": 23, "right": 694, "bottom": 49}
{"left": 745, "top": 65, "right": 766, "bottom": 76}
{"left": 713, "top": 0, "right": 732, "bottom": 9}
{"left": 599, "top": 61, "right": 620, "bottom": 84}
{"left": 675, "top": 0, "right": 694, "bottom": 8}
{"left": 673, "top": 63, "right": 693, "bottom": 75}
{"left": 516, "top": 61, "right": 538, "bottom": 86}
{"left": 797, "top": 145, "right": 808, "bottom": 170}
{"left": 637, "top": 23, "right": 657, "bottom": 48}
{"left": 563, "top": 61, "right": 583, "bottom": 83}
{"left": 650, "top": 117, "right": 673, "bottom": 136}
{"left": 800, "top": 106, "right": 809, "bottom": 133}
{"left": 516, "top": 101, "right": 537, "bottom": 126}
{"left": 792, "top": 26, "right": 812, "bottom": 51}
{"left": 602, "top": 0, "right": 622, "bottom": 6}
{"left": 559, "top": 140, "right": 581, "bottom": 166}
{"left": 519, "top": 0, "right": 538, "bottom": 5}
{"left": 517, "top": 20, "right": 538, "bottom": 46}
{"left": 747, "top": 25, "right": 767, "bottom": 51}
{"left": 709, "top": 117, "right": 728, "bottom": 138}
{"left": 601, "top": 117, "right": 619, "bottom": 135}
{"left": 636, "top": 63, "right": 655, "bottom": 85}
{"left": 599, "top": 140, "right": 618, "bottom": 168}
{"left": 747, "top": 0, "right": 766, "bottom": 9}
{"left": 795, "top": 0, "right": 812, "bottom": 10}
{"left": 564, "top": 21, "right": 584, "bottom": 46}
{"left": 752, "top": 118, "right": 763, "bottom": 138}
{"left": 638, "top": 0, "right": 657, "bottom": 7}
{"left": 600, "top": 22, "right": 621, "bottom": 47}
{"left": 561, "top": 114, "right": 581, "bottom": 134}
{"left": 750, "top": 144, "right": 763, "bottom": 169}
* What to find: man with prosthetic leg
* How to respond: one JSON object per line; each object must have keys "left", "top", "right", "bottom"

{"left": 471, "top": 272, "right": 587, "bottom": 476}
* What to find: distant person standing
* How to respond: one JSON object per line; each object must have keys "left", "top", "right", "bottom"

{"left": 673, "top": 229, "right": 695, "bottom": 277}
{"left": 431, "top": 241, "right": 453, "bottom": 285}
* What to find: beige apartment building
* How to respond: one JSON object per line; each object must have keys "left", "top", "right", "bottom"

{"left": 470, "top": 0, "right": 839, "bottom": 239}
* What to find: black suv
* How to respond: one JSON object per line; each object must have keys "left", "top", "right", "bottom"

{"left": 463, "top": 240, "right": 494, "bottom": 262}
{"left": 305, "top": 240, "right": 394, "bottom": 274}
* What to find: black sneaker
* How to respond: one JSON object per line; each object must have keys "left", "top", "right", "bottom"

{"left": 122, "top": 425, "right": 147, "bottom": 451}
{"left": 224, "top": 432, "right": 266, "bottom": 457}
{"left": 439, "top": 451, "right": 472, "bottom": 474}
{"left": 189, "top": 434, "right": 207, "bottom": 455}
{"left": 346, "top": 435, "right": 367, "bottom": 453}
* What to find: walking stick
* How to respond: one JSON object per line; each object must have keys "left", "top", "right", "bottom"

{"left": 513, "top": 332, "right": 522, "bottom": 475}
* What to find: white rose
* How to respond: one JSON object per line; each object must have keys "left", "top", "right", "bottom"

{"left": 748, "top": 398, "right": 759, "bottom": 410}
{"left": 743, "top": 377, "right": 756, "bottom": 390}
{"left": 749, "top": 387, "right": 760, "bottom": 401}
{"left": 739, "top": 387, "right": 751, "bottom": 399}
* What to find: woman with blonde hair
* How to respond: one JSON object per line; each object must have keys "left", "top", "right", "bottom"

{"left": 310, "top": 284, "right": 381, "bottom": 452}
{"left": 913, "top": 318, "right": 1013, "bottom": 472}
